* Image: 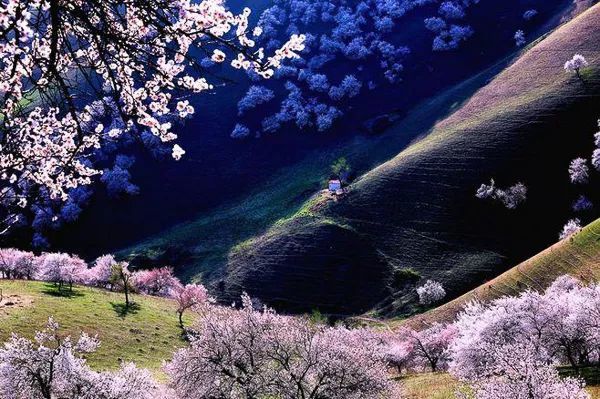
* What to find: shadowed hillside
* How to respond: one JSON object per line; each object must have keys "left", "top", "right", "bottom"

{"left": 219, "top": 4, "right": 600, "bottom": 315}
{"left": 402, "top": 218, "right": 600, "bottom": 329}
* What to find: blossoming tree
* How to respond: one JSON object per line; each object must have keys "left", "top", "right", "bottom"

{"left": 166, "top": 293, "right": 400, "bottom": 399}
{"left": 0, "top": 0, "right": 304, "bottom": 234}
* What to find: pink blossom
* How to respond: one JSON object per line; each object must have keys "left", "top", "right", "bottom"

{"left": 38, "top": 252, "right": 88, "bottom": 291}
{"left": 133, "top": 267, "right": 182, "bottom": 297}
{"left": 166, "top": 293, "right": 399, "bottom": 398}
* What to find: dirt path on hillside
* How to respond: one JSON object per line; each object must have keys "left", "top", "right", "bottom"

{"left": 0, "top": 294, "right": 33, "bottom": 316}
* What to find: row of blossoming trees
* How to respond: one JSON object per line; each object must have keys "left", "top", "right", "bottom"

{"left": 0, "top": 249, "right": 208, "bottom": 324}
{"left": 0, "top": 247, "right": 598, "bottom": 398}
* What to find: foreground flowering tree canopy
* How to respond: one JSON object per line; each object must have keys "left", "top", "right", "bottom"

{"left": 0, "top": 0, "right": 304, "bottom": 234}
{"left": 167, "top": 293, "right": 400, "bottom": 399}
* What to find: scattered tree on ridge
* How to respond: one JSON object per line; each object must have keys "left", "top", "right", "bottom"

{"left": 569, "top": 158, "right": 590, "bottom": 184}
{"left": 110, "top": 262, "right": 135, "bottom": 309}
{"left": 417, "top": 279, "right": 447, "bottom": 306}
{"left": 559, "top": 218, "right": 583, "bottom": 240}
{"left": 174, "top": 283, "right": 212, "bottom": 328}
{"left": 331, "top": 157, "right": 352, "bottom": 183}
{"left": 564, "top": 54, "right": 589, "bottom": 79}
{"left": 514, "top": 30, "right": 526, "bottom": 47}
{"left": 476, "top": 179, "right": 527, "bottom": 209}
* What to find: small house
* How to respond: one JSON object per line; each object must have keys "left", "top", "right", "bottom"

{"left": 328, "top": 179, "right": 341, "bottom": 192}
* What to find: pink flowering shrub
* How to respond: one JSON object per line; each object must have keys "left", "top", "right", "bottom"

{"left": 38, "top": 252, "right": 88, "bottom": 291}
{"left": 133, "top": 267, "right": 182, "bottom": 297}
{"left": 449, "top": 277, "right": 600, "bottom": 378}
{"left": 456, "top": 341, "right": 590, "bottom": 399}
{"left": 85, "top": 254, "right": 117, "bottom": 289}
{"left": 174, "top": 283, "right": 213, "bottom": 327}
{"left": 564, "top": 54, "right": 589, "bottom": 77}
{"left": 395, "top": 323, "right": 457, "bottom": 372}
{"left": 0, "top": 248, "right": 37, "bottom": 279}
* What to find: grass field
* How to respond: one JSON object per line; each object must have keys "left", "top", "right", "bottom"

{"left": 402, "top": 372, "right": 600, "bottom": 398}
{"left": 0, "top": 280, "right": 192, "bottom": 373}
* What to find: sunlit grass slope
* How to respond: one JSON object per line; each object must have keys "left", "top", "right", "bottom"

{"left": 220, "top": 4, "right": 600, "bottom": 315}
{"left": 401, "top": 371, "right": 600, "bottom": 399}
{"left": 0, "top": 280, "right": 191, "bottom": 372}
{"left": 403, "top": 218, "right": 600, "bottom": 329}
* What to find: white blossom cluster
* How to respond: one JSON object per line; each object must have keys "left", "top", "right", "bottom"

{"left": 417, "top": 279, "right": 447, "bottom": 306}
{"left": 0, "top": 0, "right": 304, "bottom": 232}
{"left": 564, "top": 54, "right": 588, "bottom": 75}
{"left": 475, "top": 179, "right": 527, "bottom": 210}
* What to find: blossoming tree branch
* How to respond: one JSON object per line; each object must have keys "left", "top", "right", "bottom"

{"left": 0, "top": 0, "right": 304, "bottom": 234}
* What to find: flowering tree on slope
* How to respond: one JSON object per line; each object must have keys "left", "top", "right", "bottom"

{"left": 0, "top": 247, "right": 37, "bottom": 279}
{"left": 38, "top": 252, "right": 87, "bottom": 292}
{"left": 456, "top": 341, "right": 590, "bottom": 399}
{"left": 396, "top": 323, "right": 457, "bottom": 372}
{"left": 133, "top": 266, "right": 182, "bottom": 297}
{"left": 86, "top": 254, "right": 117, "bottom": 289}
{"left": 417, "top": 279, "right": 447, "bottom": 306}
{"left": 174, "top": 283, "right": 212, "bottom": 328}
{"left": 0, "top": 0, "right": 304, "bottom": 234}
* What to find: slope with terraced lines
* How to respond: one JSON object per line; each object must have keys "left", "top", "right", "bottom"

{"left": 220, "top": 4, "right": 600, "bottom": 316}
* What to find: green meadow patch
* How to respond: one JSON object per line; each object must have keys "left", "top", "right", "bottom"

{"left": 0, "top": 280, "right": 193, "bottom": 373}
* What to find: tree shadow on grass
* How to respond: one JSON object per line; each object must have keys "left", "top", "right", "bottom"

{"left": 110, "top": 302, "right": 141, "bottom": 318}
{"left": 41, "top": 284, "right": 85, "bottom": 298}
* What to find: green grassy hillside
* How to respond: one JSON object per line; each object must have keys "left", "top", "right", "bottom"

{"left": 0, "top": 280, "right": 191, "bottom": 373}
{"left": 120, "top": 47, "right": 514, "bottom": 283}
{"left": 118, "top": 0, "right": 589, "bottom": 284}
{"left": 401, "top": 372, "right": 600, "bottom": 399}
{"left": 219, "top": 4, "right": 600, "bottom": 315}
{"left": 402, "top": 217, "right": 600, "bottom": 329}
